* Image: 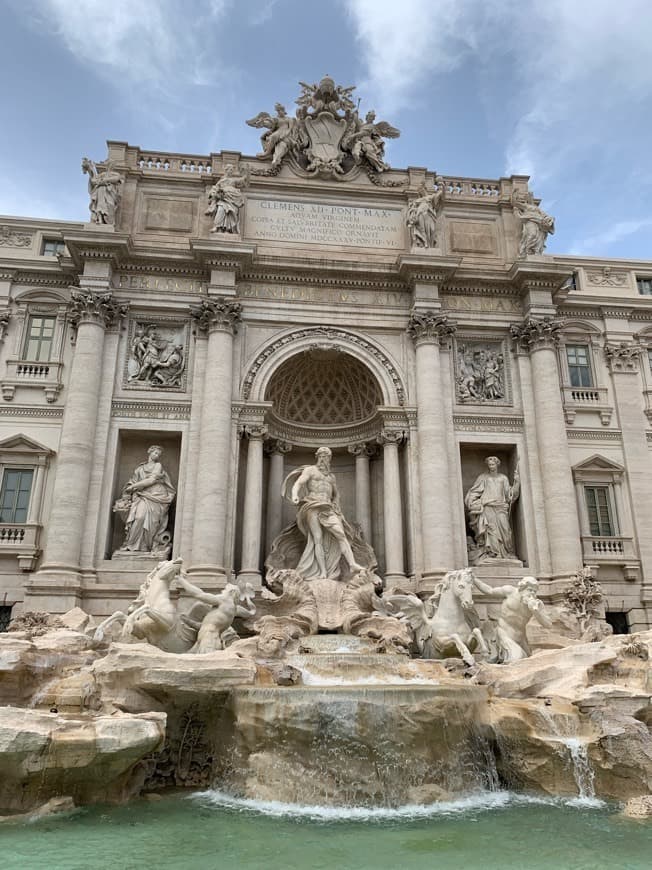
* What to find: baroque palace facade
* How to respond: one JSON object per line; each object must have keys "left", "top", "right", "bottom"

{"left": 0, "top": 77, "right": 651, "bottom": 632}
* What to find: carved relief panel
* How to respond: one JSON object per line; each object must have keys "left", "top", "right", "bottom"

{"left": 124, "top": 317, "right": 190, "bottom": 392}
{"left": 453, "top": 336, "right": 511, "bottom": 406}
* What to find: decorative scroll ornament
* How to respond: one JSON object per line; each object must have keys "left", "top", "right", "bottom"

{"left": 407, "top": 310, "right": 457, "bottom": 345}
{"left": 69, "top": 289, "right": 127, "bottom": 329}
{"left": 189, "top": 297, "right": 242, "bottom": 334}
{"left": 246, "top": 75, "right": 400, "bottom": 180}
{"left": 510, "top": 316, "right": 563, "bottom": 351}
{"left": 604, "top": 341, "right": 642, "bottom": 373}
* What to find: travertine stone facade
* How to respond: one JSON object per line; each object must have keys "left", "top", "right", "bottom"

{"left": 1, "top": 84, "right": 652, "bottom": 631}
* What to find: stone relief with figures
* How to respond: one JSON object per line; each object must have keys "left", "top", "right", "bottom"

{"left": 247, "top": 75, "right": 400, "bottom": 180}
{"left": 126, "top": 320, "right": 188, "bottom": 390}
{"left": 455, "top": 339, "right": 508, "bottom": 404}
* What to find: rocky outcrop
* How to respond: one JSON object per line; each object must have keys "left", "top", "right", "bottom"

{"left": 91, "top": 643, "right": 257, "bottom": 713}
{"left": 0, "top": 706, "right": 165, "bottom": 814}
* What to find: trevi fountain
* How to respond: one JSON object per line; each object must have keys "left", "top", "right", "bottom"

{"left": 1, "top": 77, "right": 651, "bottom": 868}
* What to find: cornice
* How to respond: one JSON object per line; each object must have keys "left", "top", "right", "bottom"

{"left": 566, "top": 428, "right": 623, "bottom": 442}
{"left": 63, "top": 231, "right": 133, "bottom": 268}
{"left": 453, "top": 413, "right": 524, "bottom": 431}
{"left": 189, "top": 238, "right": 256, "bottom": 272}
{"left": 111, "top": 400, "right": 191, "bottom": 419}
{"left": 397, "top": 253, "right": 461, "bottom": 283}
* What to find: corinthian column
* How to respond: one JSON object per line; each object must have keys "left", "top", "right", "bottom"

{"left": 378, "top": 430, "right": 405, "bottom": 584}
{"left": 265, "top": 439, "right": 291, "bottom": 553}
{"left": 407, "top": 310, "right": 456, "bottom": 580}
{"left": 511, "top": 316, "right": 582, "bottom": 576}
{"left": 348, "top": 442, "right": 374, "bottom": 543}
{"left": 188, "top": 297, "right": 241, "bottom": 582}
{"left": 238, "top": 424, "right": 268, "bottom": 588}
{"left": 38, "top": 291, "right": 126, "bottom": 584}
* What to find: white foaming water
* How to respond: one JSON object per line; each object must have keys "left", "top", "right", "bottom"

{"left": 561, "top": 737, "right": 599, "bottom": 805}
{"left": 299, "top": 670, "right": 436, "bottom": 687}
{"left": 191, "top": 789, "right": 592, "bottom": 821}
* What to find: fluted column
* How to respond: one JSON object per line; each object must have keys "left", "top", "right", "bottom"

{"left": 188, "top": 297, "right": 241, "bottom": 582}
{"left": 348, "top": 442, "right": 374, "bottom": 543}
{"left": 378, "top": 430, "right": 405, "bottom": 584}
{"left": 265, "top": 439, "right": 291, "bottom": 553}
{"left": 38, "top": 291, "right": 126, "bottom": 582}
{"left": 407, "top": 310, "right": 456, "bottom": 579}
{"left": 511, "top": 316, "right": 582, "bottom": 576}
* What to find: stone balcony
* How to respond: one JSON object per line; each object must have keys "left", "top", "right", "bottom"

{"left": 1, "top": 359, "right": 64, "bottom": 403}
{"left": 0, "top": 523, "right": 41, "bottom": 571}
{"left": 561, "top": 385, "right": 612, "bottom": 425}
{"left": 581, "top": 534, "right": 640, "bottom": 579}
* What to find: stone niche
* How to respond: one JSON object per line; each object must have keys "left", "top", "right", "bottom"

{"left": 107, "top": 431, "right": 182, "bottom": 559}
{"left": 459, "top": 444, "right": 526, "bottom": 567}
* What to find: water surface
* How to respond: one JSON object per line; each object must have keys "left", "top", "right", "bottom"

{"left": 3, "top": 791, "right": 651, "bottom": 870}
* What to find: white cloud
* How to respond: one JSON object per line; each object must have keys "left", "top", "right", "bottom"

{"left": 27, "top": 0, "right": 231, "bottom": 86}
{"left": 343, "top": 0, "right": 478, "bottom": 112}
{"left": 571, "top": 218, "right": 652, "bottom": 257}
{"left": 344, "top": 0, "right": 652, "bottom": 181}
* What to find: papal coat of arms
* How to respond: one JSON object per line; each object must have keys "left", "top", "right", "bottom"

{"left": 246, "top": 75, "right": 400, "bottom": 180}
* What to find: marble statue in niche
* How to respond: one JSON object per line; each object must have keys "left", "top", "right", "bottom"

{"left": 81, "top": 157, "right": 123, "bottom": 225}
{"left": 127, "top": 323, "right": 186, "bottom": 388}
{"left": 266, "top": 446, "right": 376, "bottom": 583}
{"left": 205, "top": 164, "right": 248, "bottom": 234}
{"left": 464, "top": 456, "right": 520, "bottom": 564}
{"left": 512, "top": 189, "right": 555, "bottom": 256}
{"left": 113, "top": 445, "right": 176, "bottom": 559}
{"left": 456, "top": 341, "right": 506, "bottom": 403}
{"left": 406, "top": 177, "right": 445, "bottom": 248}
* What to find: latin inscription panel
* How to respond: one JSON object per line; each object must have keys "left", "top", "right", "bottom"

{"left": 245, "top": 197, "right": 405, "bottom": 249}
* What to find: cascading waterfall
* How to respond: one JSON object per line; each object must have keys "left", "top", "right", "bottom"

{"left": 562, "top": 737, "right": 596, "bottom": 801}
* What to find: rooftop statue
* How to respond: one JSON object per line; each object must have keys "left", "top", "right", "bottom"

{"left": 512, "top": 189, "right": 555, "bottom": 256}
{"left": 81, "top": 157, "right": 123, "bottom": 226}
{"left": 205, "top": 164, "right": 248, "bottom": 234}
{"left": 406, "top": 176, "right": 445, "bottom": 248}
{"left": 247, "top": 75, "right": 400, "bottom": 179}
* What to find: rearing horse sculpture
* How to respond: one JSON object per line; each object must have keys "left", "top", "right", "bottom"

{"left": 386, "top": 568, "right": 489, "bottom": 665}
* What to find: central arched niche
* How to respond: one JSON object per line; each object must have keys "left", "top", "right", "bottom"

{"left": 265, "top": 348, "right": 383, "bottom": 428}
{"left": 255, "top": 347, "right": 388, "bottom": 573}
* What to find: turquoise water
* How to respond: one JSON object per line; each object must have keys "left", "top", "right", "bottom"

{"left": 2, "top": 791, "right": 652, "bottom": 870}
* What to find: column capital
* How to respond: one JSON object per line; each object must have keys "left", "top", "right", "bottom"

{"left": 239, "top": 423, "right": 268, "bottom": 440}
{"left": 604, "top": 341, "right": 643, "bottom": 374}
{"left": 348, "top": 441, "right": 379, "bottom": 458}
{"left": 510, "top": 315, "right": 563, "bottom": 352}
{"left": 264, "top": 438, "right": 292, "bottom": 456}
{"left": 407, "top": 310, "right": 456, "bottom": 346}
{"left": 69, "top": 289, "right": 127, "bottom": 329}
{"left": 190, "top": 296, "right": 242, "bottom": 335}
{"left": 377, "top": 429, "right": 406, "bottom": 446}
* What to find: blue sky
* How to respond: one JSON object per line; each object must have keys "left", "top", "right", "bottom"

{"left": 1, "top": 0, "right": 651, "bottom": 260}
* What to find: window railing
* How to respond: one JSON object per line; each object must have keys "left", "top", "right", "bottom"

{"left": 1, "top": 360, "right": 63, "bottom": 403}
{"left": 562, "top": 385, "right": 612, "bottom": 425}
{"left": 581, "top": 535, "right": 637, "bottom": 561}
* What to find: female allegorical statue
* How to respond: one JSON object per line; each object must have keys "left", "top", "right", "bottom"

{"left": 114, "top": 445, "right": 176, "bottom": 558}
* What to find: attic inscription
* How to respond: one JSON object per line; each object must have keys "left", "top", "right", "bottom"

{"left": 245, "top": 197, "right": 404, "bottom": 249}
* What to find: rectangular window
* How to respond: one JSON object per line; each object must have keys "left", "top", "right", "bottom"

{"left": 41, "top": 239, "right": 65, "bottom": 257}
{"left": 566, "top": 344, "right": 593, "bottom": 388}
{"left": 0, "top": 469, "right": 34, "bottom": 524}
{"left": 584, "top": 485, "right": 615, "bottom": 536}
{"left": 22, "top": 315, "right": 55, "bottom": 362}
{"left": 637, "top": 277, "right": 652, "bottom": 296}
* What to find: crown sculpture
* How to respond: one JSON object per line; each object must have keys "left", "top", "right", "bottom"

{"left": 246, "top": 75, "right": 400, "bottom": 180}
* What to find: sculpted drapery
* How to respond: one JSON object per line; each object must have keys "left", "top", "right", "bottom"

{"left": 464, "top": 456, "right": 520, "bottom": 563}
{"left": 115, "top": 446, "right": 176, "bottom": 557}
